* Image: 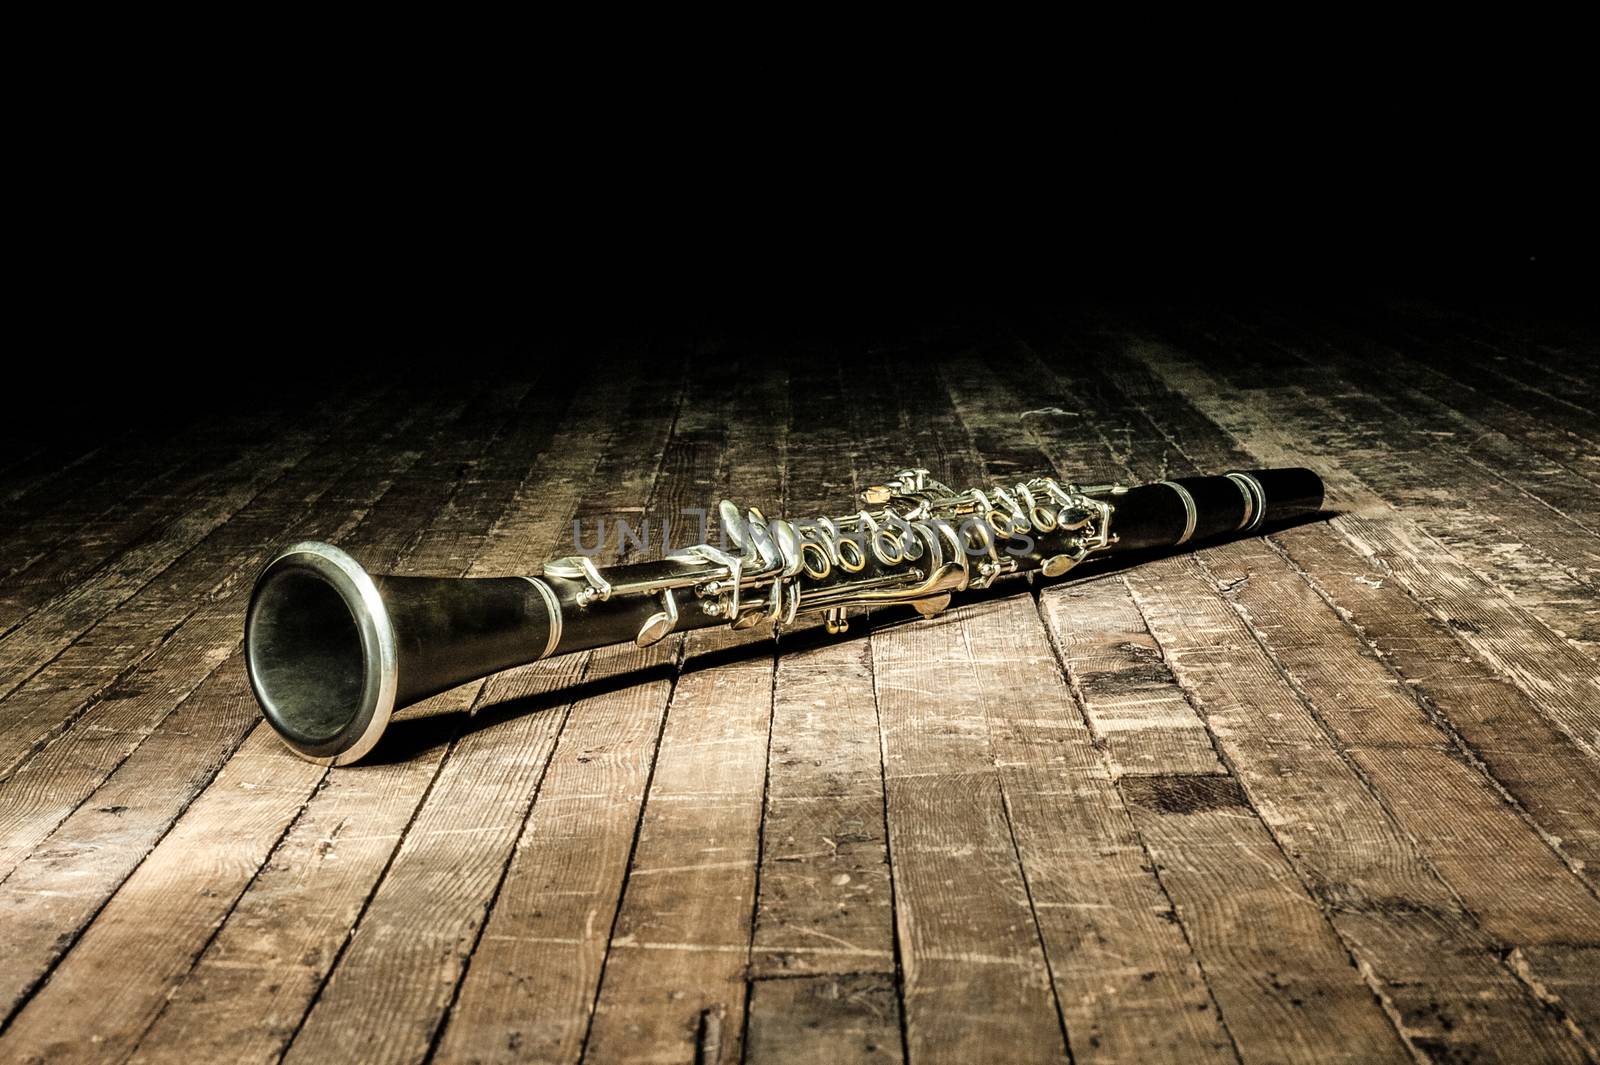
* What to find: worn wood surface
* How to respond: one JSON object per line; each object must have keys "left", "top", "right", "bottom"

{"left": 2, "top": 304, "right": 1597, "bottom": 1064}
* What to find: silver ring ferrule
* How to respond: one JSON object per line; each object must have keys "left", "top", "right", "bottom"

{"left": 1225, "top": 472, "right": 1266, "bottom": 533}
{"left": 1158, "top": 480, "right": 1199, "bottom": 545}
{"left": 524, "top": 577, "right": 564, "bottom": 659}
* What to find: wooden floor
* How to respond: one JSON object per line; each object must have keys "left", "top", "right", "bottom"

{"left": 2, "top": 301, "right": 1598, "bottom": 1064}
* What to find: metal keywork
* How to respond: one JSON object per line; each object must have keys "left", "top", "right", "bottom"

{"left": 635, "top": 588, "right": 679, "bottom": 647}
{"left": 542, "top": 555, "right": 613, "bottom": 605}
{"left": 547, "top": 468, "right": 1120, "bottom": 646}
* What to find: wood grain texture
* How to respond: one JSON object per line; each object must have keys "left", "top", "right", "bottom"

{"left": 0, "top": 392, "right": 374, "bottom": 711}
{"left": 1166, "top": 313, "right": 1600, "bottom": 644}
{"left": 0, "top": 380, "right": 544, "bottom": 1061}
{"left": 0, "top": 390, "right": 486, "bottom": 1029}
{"left": 428, "top": 355, "right": 722, "bottom": 1065}
{"left": 1122, "top": 338, "right": 1600, "bottom": 763}
{"left": 3, "top": 306, "right": 1598, "bottom": 1065}
{"left": 1268, "top": 524, "right": 1600, "bottom": 884}
{"left": 1026, "top": 325, "right": 1600, "bottom": 1059}
{"left": 747, "top": 973, "right": 904, "bottom": 1065}
{"left": 125, "top": 369, "right": 618, "bottom": 1065}
{"left": 964, "top": 341, "right": 1411, "bottom": 1064}
{"left": 280, "top": 357, "right": 689, "bottom": 1065}
{"left": 742, "top": 344, "right": 905, "bottom": 1061}
{"left": 753, "top": 346, "right": 895, "bottom": 982}
{"left": 582, "top": 352, "right": 786, "bottom": 1064}
{"left": 870, "top": 606, "right": 1068, "bottom": 1065}
{"left": 580, "top": 654, "right": 773, "bottom": 1064}
{"left": 428, "top": 645, "right": 674, "bottom": 1065}
{"left": 0, "top": 397, "right": 444, "bottom": 883}
{"left": 1245, "top": 307, "right": 1600, "bottom": 514}
{"left": 752, "top": 640, "right": 895, "bottom": 978}
{"left": 1126, "top": 557, "right": 1592, "bottom": 1063}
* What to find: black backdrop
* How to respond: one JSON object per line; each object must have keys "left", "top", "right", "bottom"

{"left": 15, "top": 160, "right": 1593, "bottom": 449}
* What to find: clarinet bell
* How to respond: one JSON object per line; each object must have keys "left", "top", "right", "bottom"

{"left": 244, "top": 542, "right": 559, "bottom": 765}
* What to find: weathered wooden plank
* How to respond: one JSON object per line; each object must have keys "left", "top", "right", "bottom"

{"left": 0, "top": 726, "right": 328, "bottom": 1062}
{"left": 0, "top": 412, "right": 255, "bottom": 594}
{"left": 1046, "top": 576, "right": 1222, "bottom": 777}
{"left": 752, "top": 346, "right": 895, "bottom": 980}
{"left": 751, "top": 640, "right": 896, "bottom": 978}
{"left": 1042, "top": 325, "right": 1600, "bottom": 774}
{"left": 884, "top": 336, "right": 1275, "bottom": 1062}
{"left": 0, "top": 399, "right": 443, "bottom": 885}
{"left": 1120, "top": 772, "right": 1412, "bottom": 1065}
{"left": 1253, "top": 305, "right": 1600, "bottom": 485}
{"left": 0, "top": 394, "right": 426, "bottom": 788}
{"left": 0, "top": 415, "right": 205, "bottom": 534}
{"left": 438, "top": 354, "right": 779, "bottom": 1065}
{"left": 1152, "top": 319, "right": 1600, "bottom": 653}
{"left": 283, "top": 357, "right": 693, "bottom": 1065}
{"left": 1125, "top": 555, "right": 1592, "bottom": 1063}
{"left": 0, "top": 432, "right": 131, "bottom": 512}
{"left": 1340, "top": 304, "right": 1600, "bottom": 436}
{"left": 1044, "top": 320, "right": 1600, "bottom": 887}
{"left": 1338, "top": 513, "right": 1600, "bottom": 758}
{"left": 580, "top": 654, "right": 774, "bottom": 1064}
{"left": 1204, "top": 535, "right": 1600, "bottom": 1022}
{"left": 0, "top": 382, "right": 546, "bottom": 1059}
{"left": 0, "top": 442, "right": 50, "bottom": 492}
{"left": 1268, "top": 524, "right": 1600, "bottom": 882}
{"left": 1425, "top": 301, "right": 1598, "bottom": 386}
{"left": 882, "top": 341, "right": 986, "bottom": 491}
{"left": 870, "top": 606, "right": 1068, "bottom": 1065}
{"left": 980, "top": 595, "right": 1259, "bottom": 1065}
{"left": 119, "top": 367, "right": 630, "bottom": 1065}
{"left": 1214, "top": 310, "right": 1600, "bottom": 598}
{"left": 746, "top": 973, "right": 904, "bottom": 1065}
{"left": 1043, "top": 581, "right": 1417, "bottom": 1065}
{"left": 951, "top": 341, "right": 1409, "bottom": 1063}
{"left": 271, "top": 676, "right": 577, "bottom": 1065}
{"left": 863, "top": 342, "right": 1074, "bottom": 1065}
{"left": 742, "top": 345, "right": 903, "bottom": 1059}
{"left": 1028, "top": 327, "right": 1600, "bottom": 1049}
{"left": 0, "top": 394, "right": 359, "bottom": 639}
{"left": 1233, "top": 306, "right": 1600, "bottom": 532}
{"left": 679, "top": 350, "right": 787, "bottom": 659}
{"left": 1121, "top": 338, "right": 1600, "bottom": 760}
{"left": 427, "top": 646, "right": 675, "bottom": 1065}
{"left": 0, "top": 393, "right": 384, "bottom": 755}
{"left": 6, "top": 308, "right": 1594, "bottom": 1065}
{"left": 1011, "top": 323, "right": 1600, "bottom": 1055}
{"left": 581, "top": 355, "right": 785, "bottom": 1065}
{"left": 0, "top": 389, "right": 373, "bottom": 700}
{"left": 428, "top": 367, "right": 720, "bottom": 1065}
{"left": 991, "top": 325, "right": 1233, "bottom": 780}
{"left": 1243, "top": 307, "right": 1600, "bottom": 510}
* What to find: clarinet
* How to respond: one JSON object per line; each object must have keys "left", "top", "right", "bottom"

{"left": 245, "top": 466, "right": 1323, "bottom": 764}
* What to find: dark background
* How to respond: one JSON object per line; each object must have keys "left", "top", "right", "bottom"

{"left": 17, "top": 130, "right": 1593, "bottom": 452}
{"left": 15, "top": 24, "right": 1596, "bottom": 449}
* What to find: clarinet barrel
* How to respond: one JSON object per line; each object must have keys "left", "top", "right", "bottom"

{"left": 1091, "top": 467, "right": 1324, "bottom": 555}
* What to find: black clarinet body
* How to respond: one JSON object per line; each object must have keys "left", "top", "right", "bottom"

{"left": 245, "top": 465, "right": 1322, "bottom": 764}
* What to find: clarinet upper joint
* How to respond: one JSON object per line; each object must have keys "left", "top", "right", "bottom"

{"left": 545, "top": 467, "right": 1120, "bottom": 647}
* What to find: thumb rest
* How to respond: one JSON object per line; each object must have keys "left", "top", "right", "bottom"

{"left": 246, "top": 465, "right": 1322, "bottom": 764}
